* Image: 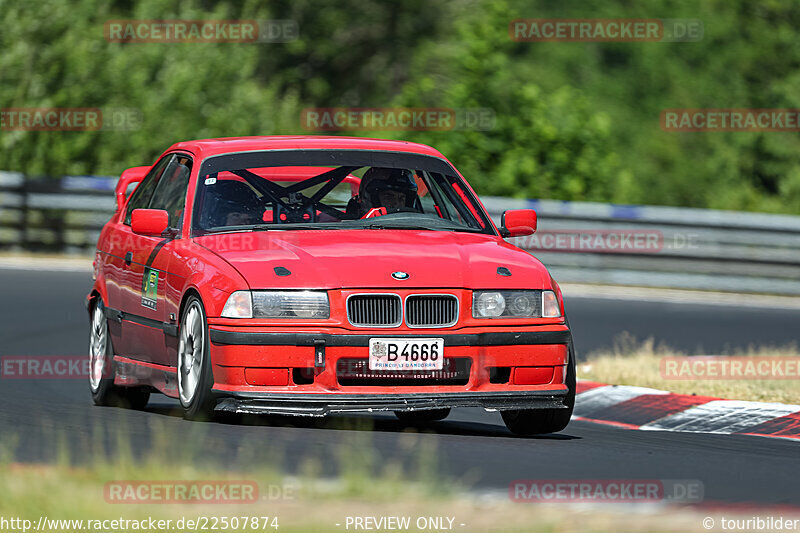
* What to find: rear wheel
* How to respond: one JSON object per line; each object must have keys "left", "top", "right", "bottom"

{"left": 501, "top": 335, "right": 576, "bottom": 436}
{"left": 394, "top": 408, "right": 451, "bottom": 423}
{"left": 89, "top": 299, "right": 150, "bottom": 409}
{"left": 178, "top": 296, "right": 216, "bottom": 420}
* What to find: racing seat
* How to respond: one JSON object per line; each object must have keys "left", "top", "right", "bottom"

{"left": 345, "top": 195, "right": 362, "bottom": 219}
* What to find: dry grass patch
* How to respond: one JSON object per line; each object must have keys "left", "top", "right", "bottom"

{"left": 579, "top": 335, "right": 800, "bottom": 404}
{"left": 2, "top": 461, "right": 785, "bottom": 533}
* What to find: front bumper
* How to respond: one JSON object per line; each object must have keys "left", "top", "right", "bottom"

{"left": 208, "top": 325, "right": 571, "bottom": 415}
{"left": 209, "top": 329, "right": 571, "bottom": 347}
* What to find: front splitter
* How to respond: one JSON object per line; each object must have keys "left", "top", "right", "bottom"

{"left": 212, "top": 390, "right": 569, "bottom": 417}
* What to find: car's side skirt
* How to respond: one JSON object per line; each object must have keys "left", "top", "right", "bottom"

{"left": 114, "top": 355, "right": 179, "bottom": 398}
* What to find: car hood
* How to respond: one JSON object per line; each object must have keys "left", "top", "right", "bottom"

{"left": 194, "top": 230, "right": 552, "bottom": 290}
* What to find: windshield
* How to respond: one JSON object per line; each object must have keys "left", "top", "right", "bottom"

{"left": 191, "top": 150, "right": 494, "bottom": 235}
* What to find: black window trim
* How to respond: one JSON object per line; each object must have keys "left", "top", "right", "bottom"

{"left": 147, "top": 151, "right": 194, "bottom": 234}
{"left": 123, "top": 154, "right": 174, "bottom": 226}
{"left": 123, "top": 151, "right": 195, "bottom": 229}
{"left": 191, "top": 149, "right": 497, "bottom": 236}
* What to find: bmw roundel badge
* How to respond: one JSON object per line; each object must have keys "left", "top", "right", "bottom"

{"left": 391, "top": 271, "right": 410, "bottom": 280}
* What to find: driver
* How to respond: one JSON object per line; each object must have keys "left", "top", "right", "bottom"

{"left": 357, "top": 167, "right": 419, "bottom": 216}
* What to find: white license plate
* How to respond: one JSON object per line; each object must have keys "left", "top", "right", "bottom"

{"left": 369, "top": 338, "right": 444, "bottom": 371}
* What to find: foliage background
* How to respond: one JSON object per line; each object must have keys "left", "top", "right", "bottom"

{"left": 1, "top": 0, "right": 799, "bottom": 213}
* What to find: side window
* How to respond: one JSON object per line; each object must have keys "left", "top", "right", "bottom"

{"left": 423, "top": 171, "right": 484, "bottom": 229}
{"left": 452, "top": 180, "right": 486, "bottom": 228}
{"left": 422, "top": 171, "right": 458, "bottom": 221}
{"left": 148, "top": 155, "right": 192, "bottom": 228}
{"left": 414, "top": 174, "right": 438, "bottom": 215}
{"left": 124, "top": 155, "right": 172, "bottom": 225}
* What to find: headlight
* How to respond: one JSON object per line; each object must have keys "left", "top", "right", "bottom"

{"left": 472, "top": 290, "right": 561, "bottom": 318}
{"left": 252, "top": 291, "right": 330, "bottom": 319}
{"left": 221, "top": 290, "right": 253, "bottom": 318}
{"left": 474, "top": 291, "right": 506, "bottom": 317}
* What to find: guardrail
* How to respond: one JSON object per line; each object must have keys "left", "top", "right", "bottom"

{"left": 0, "top": 172, "right": 116, "bottom": 253}
{"left": 483, "top": 197, "right": 800, "bottom": 295}
{"left": 2, "top": 171, "right": 800, "bottom": 295}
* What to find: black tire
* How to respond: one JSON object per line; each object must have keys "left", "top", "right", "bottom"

{"left": 501, "top": 333, "right": 576, "bottom": 436}
{"left": 89, "top": 299, "right": 121, "bottom": 406}
{"left": 89, "top": 299, "right": 150, "bottom": 410}
{"left": 178, "top": 295, "right": 216, "bottom": 421}
{"left": 394, "top": 408, "right": 451, "bottom": 423}
{"left": 123, "top": 388, "right": 151, "bottom": 410}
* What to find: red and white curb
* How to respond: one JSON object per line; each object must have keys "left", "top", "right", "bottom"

{"left": 573, "top": 381, "right": 800, "bottom": 441}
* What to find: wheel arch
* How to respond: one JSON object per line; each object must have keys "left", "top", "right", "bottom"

{"left": 86, "top": 288, "right": 105, "bottom": 317}
{"left": 178, "top": 286, "right": 204, "bottom": 324}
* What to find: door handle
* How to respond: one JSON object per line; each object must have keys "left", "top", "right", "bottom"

{"left": 124, "top": 251, "right": 133, "bottom": 265}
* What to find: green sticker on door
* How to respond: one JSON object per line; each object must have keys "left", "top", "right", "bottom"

{"left": 141, "top": 267, "right": 159, "bottom": 310}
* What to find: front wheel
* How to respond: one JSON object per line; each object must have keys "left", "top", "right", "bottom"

{"left": 178, "top": 296, "right": 216, "bottom": 420}
{"left": 501, "top": 337, "right": 576, "bottom": 436}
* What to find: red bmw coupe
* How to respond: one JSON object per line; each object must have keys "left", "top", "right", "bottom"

{"left": 87, "top": 136, "right": 575, "bottom": 435}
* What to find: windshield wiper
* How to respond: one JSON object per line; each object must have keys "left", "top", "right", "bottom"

{"left": 363, "top": 223, "right": 435, "bottom": 230}
{"left": 361, "top": 222, "right": 484, "bottom": 232}
{"left": 196, "top": 226, "right": 259, "bottom": 235}
{"left": 250, "top": 223, "right": 345, "bottom": 231}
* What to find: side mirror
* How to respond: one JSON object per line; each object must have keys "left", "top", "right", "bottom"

{"left": 500, "top": 209, "right": 537, "bottom": 237}
{"left": 115, "top": 166, "right": 150, "bottom": 211}
{"left": 131, "top": 209, "right": 169, "bottom": 236}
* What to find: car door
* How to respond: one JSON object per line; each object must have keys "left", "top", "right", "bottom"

{"left": 102, "top": 155, "right": 171, "bottom": 356}
{"left": 141, "top": 154, "right": 193, "bottom": 367}
{"left": 116, "top": 154, "right": 191, "bottom": 365}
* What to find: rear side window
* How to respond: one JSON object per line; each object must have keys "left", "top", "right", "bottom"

{"left": 148, "top": 155, "right": 192, "bottom": 228}
{"left": 124, "top": 155, "right": 172, "bottom": 225}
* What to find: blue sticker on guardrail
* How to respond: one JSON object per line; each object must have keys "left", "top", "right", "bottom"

{"left": 61, "top": 176, "right": 116, "bottom": 191}
{"left": 610, "top": 204, "right": 642, "bottom": 219}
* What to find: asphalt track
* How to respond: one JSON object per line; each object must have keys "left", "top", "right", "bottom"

{"left": 1, "top": 268, "right": 799, "bottom": 506}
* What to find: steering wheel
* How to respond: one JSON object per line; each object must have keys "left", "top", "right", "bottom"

{"left": 360, "top": 207, "right": 387, "bottom": 219}
{"left": 359, "top": 206, "right": 419, "bottom": 219}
